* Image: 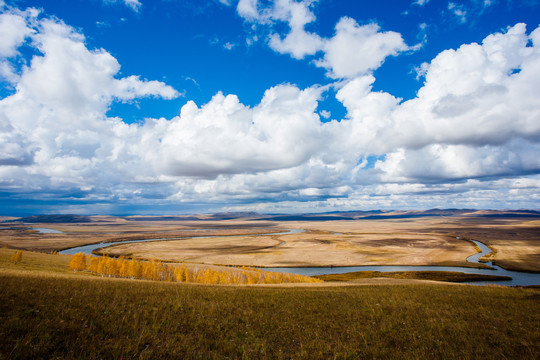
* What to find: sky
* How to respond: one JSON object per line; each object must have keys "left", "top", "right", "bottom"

{"left": 1, "top": 0, "right": 540, "bottom": 215}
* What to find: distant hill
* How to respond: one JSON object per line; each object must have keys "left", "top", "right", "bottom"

{"left": 5, "top": 210, "right": 540, "bottom": 223}
{"left": 16, "top": 215, "right": 92, "bottom": 223}
{"left": 470, "top": 210, "right": 540, "bottom": 218}
{"left": 259, "top": 209, "right": 540, "bottom": 221}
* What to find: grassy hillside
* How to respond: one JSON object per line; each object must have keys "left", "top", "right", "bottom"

{"left": 0, "top": 249, "right": 539, "bottom": 359}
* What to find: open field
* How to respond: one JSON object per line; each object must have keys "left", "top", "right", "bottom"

{"left": 100, "top": 229, "right": 482, "bottom": 268}
{"left": 1, "top": 211, "right": 540, "bottom": 272}
{"left": 0, "top": 249, "right": 539, "bottom": 359}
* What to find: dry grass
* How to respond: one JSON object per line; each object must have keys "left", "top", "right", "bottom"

{"left": 101, "top": 231, "right": 480, "bottom": 268}
{"left": 315, "top": 270, "right": 512, "bottom": 283}
{"left": 2, "top": 215, "right": 540, "bottom": 272}
{"left": 1, "top": 265, "right": 539, "bottom": 358}
{"left": 1, "top": 248, "right": 539, "bottom": 359}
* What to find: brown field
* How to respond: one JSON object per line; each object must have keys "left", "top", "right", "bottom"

{"left": 1, "top": 212, "right": 539, "bottom": 272}
{"left": 100, "top": 229, "right": 479, "bottom": 268}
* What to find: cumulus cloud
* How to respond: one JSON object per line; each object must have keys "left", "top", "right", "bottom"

{"left": 2, "top": 1, "right": 540, "bottom": 212}
{"left": 0, "top": 8, "right": 178, "bottom": 194}
{"left": 236, "top": 0, "right": 323, "bottom": 59}
{"left": 0, "top": 10, "right": 34, "bottom": 58}
{"left": 145, "top": 85, "right": 325, "bottom": 178}
{"left": 316, "top": 18, "right": 409, "bottom": 78}
{"left": 335, "top": 23, "right": 540, "bottom": 185}
{"left": 236, "top": 1, "right": 410, "bottom": 75}
{"left": 266, "top": 0, "right": 323, "bottom": 59}
{"left": 0, "top": 6, "right": 38, "bottom": 83}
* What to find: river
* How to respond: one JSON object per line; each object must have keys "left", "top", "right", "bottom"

{"left": 57, "top": 228, "right": 539, "bottom": 286}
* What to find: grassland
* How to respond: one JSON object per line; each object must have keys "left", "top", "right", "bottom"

{"left": 100, "top": 229, "right": 483, "bottom": 269}
{"left": 314, "top": 270, "right": 512, "bottom": 282}
{"left": 2, "top": 213, "right": 539, "bottom": 272}
{"left": 1, "top": 249, "right": 539, "bottom": 359}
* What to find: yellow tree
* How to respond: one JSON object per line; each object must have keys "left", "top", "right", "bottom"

{"left": 128, "top": 259, "right": 142, "bottom": 279}
{"left": 97, "top": 257, "right": 107, "bottom": 275}
{"left": 88, "top": 257, "right": 100, "bottom": 273}
{"left": 106, "top": 257, "right": 119, "bottom": 277}
{"left": 10, "top": 250, "right": 22, "bottom": 263}
{"left": 120, "top": 258, "right": 129, "bottom": 277}
{"left": 69, "top": 253, "right": 87, "bottom": 272}
{"left": 175, "top": 266, "right": 188, "bottom": 282}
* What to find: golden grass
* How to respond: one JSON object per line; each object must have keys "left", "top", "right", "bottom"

{"left": 1, "top": 260, "right": 539, "bottom": 359}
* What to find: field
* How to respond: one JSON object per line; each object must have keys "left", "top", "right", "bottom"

{"left": 0, "top": 249, "right": 539, "bottom": 359}
{"left": 2, "top": 211, "right": 539, "bottom": 272}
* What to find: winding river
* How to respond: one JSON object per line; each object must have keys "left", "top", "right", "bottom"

{"left": 57, "top": 228, "right": 540, "bottom": 286}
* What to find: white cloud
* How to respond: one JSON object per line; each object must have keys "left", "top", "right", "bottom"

{"left": 104, "top": 0, "right": 141, "bottom": 12}
{"left": 375, "top": 141, "right": 540, "bottom": 183}
{"left": 146, "top": 84, "right": 325, "bottom": 178}
{"left": 413, "top": 0, "right": 430, "bottom": 6}
{"left": 236, "top": 0, "right": 323, "bottom": 59}
{"left": 124, "top": 0, "right": 141, "bottom": 12}
{"left": 237, "top": 0, "right": 262, "bottom": 22}
{"left": 2, "top": 1, "right": 540, "bottom": 212}
{"left": 0, "top": 11, "right": 34, "bottom": 57}
{"left": 0, "top": 7, "right": 37, "bottom": 83}
{"left": 236, "top": 2, "right": 409, "bottom": 72}
{"left": 223, "top": 42, "right": 235, "bottom": 50}
{"left": 266, "top": 0, "right": 323, "bottom": 59}
{"left": 319, "top": 110, "right": 330, "bottom": 119}
{"left": 268, "top": 26, "right": 323, "bottom": 59}
{"left": 448, "top": 2, "right": 467, "bottom": 23}
{"left": 335, "top": 23, "right": 540, "bottom": 185}
{"left": 0, "top": 10, "right": 178, "bottom": 192}
{"left": 315, "top": 18, "right": 409, "bottom": 78}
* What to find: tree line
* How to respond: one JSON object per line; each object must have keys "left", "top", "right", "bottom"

{"left": 69, "top": 253, "right": 321, "bottom": 285}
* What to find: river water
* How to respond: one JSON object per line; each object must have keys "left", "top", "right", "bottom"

{"left": 57, "top": 228, "right": 539, "bottom": 286}
{"left": 33, "top": 227, "right": 64, "bottom": 234}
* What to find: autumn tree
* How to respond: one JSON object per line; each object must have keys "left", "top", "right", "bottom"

{"left": 10, "top": 250, "right": 22, "bottom": 264}
{"left": 69, "top": 253, "right": 87, "bottom": 272}
{"left": 88, "top": 257, "right": 100, "bottom": 273}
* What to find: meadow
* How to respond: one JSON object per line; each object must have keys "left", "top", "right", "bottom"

{"left": 1, "top": 249, "right": 539, "bottom": 359}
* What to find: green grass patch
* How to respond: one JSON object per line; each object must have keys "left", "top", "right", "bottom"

{"left": 315, "top": 270, "right": 512, "bottom": 283}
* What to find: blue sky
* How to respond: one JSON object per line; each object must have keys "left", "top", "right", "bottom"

{"left": 1, "top": 0, "right": 540, "bottom": 215}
